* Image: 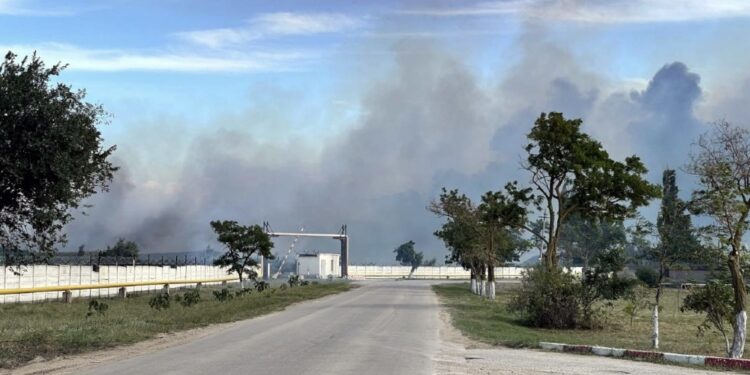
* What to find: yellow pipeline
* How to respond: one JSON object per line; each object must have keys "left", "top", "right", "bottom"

{"left": 0, "top": 276, "right": 238, "bottom": 295}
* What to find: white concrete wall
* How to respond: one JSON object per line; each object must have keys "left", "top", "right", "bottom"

{"left": 0, "top": 265, "right": 238, "bottom": 304}
{"left": 347, "top": 266, "right": 582, "bottom": 279}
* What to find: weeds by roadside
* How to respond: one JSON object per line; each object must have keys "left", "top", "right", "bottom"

{"left": 0, "top": 281, "right": 351, "bottom": 368}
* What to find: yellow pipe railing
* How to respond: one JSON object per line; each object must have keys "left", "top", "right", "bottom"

{"left": 0, "top": 276, "right": 238, "bottom": 295}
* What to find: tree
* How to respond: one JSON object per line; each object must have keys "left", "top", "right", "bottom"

{"left": 478, "top": 190, "right": 529, "bottom": 299}
{"left": 644, "top": 169, "right": 701, "bottom": 349}
{"left": 431, "top": 188, "right": 528, "bottom": 298}
{"left": 211, "top": 221, "right": 274, "bottom": 288}
{"left": 423, "top": 258, "right": 437, "bottom": 267}
{"left": 516, "top": 112, "right": 660, "bottom": 270}
{"left": 77, "top": 245, "right": 86, "bottom": 257}
{"left": 0, "top": 52, "right": 116, "bottom": 267}
{"left": 393, "top": 241, "right": 423, "bottom": 278}
{"left": 430, "top": 189, "right": 485, "bottom": 294}
{"left": 577, "top": 247, "right": 635, "bottom": 328}
{"left": 681, "top": 281, "right": 735, "bottom": 356}
{"left": 557, "top": 214, "right": 627, "bottom": 271}
{"left": 101, "top": 238, "right": 139, "bottom": 258}
{"left": 687, "top": 120, "right": 750, "bottom": 358}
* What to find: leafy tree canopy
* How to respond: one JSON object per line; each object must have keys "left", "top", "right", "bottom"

{"left": 515, "top": 112, "right": 660, "bottom": 269}
{"left": 211, "top": 221, "right": 274, "bottom": 284}
{"left": 101, "top": 238, "right": 139, "bottom": 258}
{"left": 393, "top": 240, "right": 423, "bottom": 272}
{"left": 0, "top": 52, "right": 116, "bottom": 266}
{"left": 558, "top": 214, "right": 627, "bottom": 269}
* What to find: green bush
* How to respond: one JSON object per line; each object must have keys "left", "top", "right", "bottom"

{"left": 508, "top": 266, "right": 580, "bottom": 329}
{"left": 86, "top": 299, "right": 109, "bottom": 318}
{"left": 213, "top": 288, "right": 234, "bottom": 302}
{"left": 301, "top": 280, "right": 310, "bottom": 286}
{"left": 681, "top": 280, "right": 734, "bottom": 355}
{"left": 180, "top": 289, "right": 201, "bottom": 307}
{"left": 635, "top": 266, "right": 659, "bottom": 288}
{"left": 510, "top": 249, "right": 634, "bottom": 329}
{"left": 149, "top": 292, "right": 171, "bottom": 310}
{"left": 255, "top": 280, "right": 269, "bottom": 292}
{"left": 288, "top": 275, "right": 300, "bottom": 288}
{"left": 235, "top": 288, "right": 253, "bottom": 297}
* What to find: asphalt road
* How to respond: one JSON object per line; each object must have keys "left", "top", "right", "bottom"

{"left": 78, "top": 280, "right": 726, "bottom": 375}
{"left": 81, "top": 280, "right": 441, "bottom": 375}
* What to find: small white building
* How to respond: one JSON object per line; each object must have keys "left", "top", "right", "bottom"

{"left": 296, "top": 252, "right": 340, "bottom": 279}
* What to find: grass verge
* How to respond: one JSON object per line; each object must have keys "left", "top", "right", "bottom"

{"left": 433, "top": 282, "right": 735, "bottom": 358}
{"left": 0, "top": 281, "right": 352, "bottom": 368}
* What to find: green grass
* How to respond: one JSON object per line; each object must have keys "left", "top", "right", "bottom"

{"left": 0, "top": 281, "right": 352, "bottom": 368}
{"left": 434, "top": 282, "right": 735, "bottom": 358}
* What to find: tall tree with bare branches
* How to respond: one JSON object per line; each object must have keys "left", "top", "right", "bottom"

{"left": 688, "top": 120, "right": 750, "bottom": 358}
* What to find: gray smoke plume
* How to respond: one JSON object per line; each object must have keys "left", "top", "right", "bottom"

{"left": 63, "top": 26, "right": 734, "bottom": 264}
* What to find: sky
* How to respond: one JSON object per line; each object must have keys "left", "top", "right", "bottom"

{"left": 3, "top": 0, "right": 750, "bottom": 264}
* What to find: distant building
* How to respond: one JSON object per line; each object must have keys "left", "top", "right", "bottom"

{"left": 297, "top": 252, "right": 340, "bottom": 278}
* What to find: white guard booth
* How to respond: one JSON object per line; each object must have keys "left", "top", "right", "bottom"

{"left": 296, "top": 252, "right": 341, "bottom": 279}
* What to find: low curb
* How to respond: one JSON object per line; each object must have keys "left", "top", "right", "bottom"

{"left": 539, "top": 341, "right": 750, "bottom": 370}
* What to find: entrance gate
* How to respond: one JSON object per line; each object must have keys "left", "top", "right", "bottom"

{"left": 263, "top": 223, "right": 349, "bottom": 277}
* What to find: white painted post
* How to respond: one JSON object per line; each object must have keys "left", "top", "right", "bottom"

{"left": 31, "top": 266, "right": 35, "bottom": 303}
{"left": 44, "top": 265, "right": 48, "bottom": 302}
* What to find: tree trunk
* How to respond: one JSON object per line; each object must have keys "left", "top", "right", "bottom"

{"left": 729, "top": 250, "right": 747, "bottom": 358}
{"left": 542, "top": 240, "right": 558, "bottom": 271}
{"left": 479, "top": 266, "right": 486, "bottom": 296}
{"left": 470, "top": 271, "right": 477, "bottom": 294}
{"left": 651, "top": 304, "right": 659, "bottom": 350}
{"left": 652, "top": 270, "right": 664, "bottom": 350}
{"left": 487, "top": 266, "right": 496, "bottom": 300}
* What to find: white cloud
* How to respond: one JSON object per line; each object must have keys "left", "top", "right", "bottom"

{"left": 402, "top": 0, "right": 750, "bottom": 23}
{"left": 176, "top": 12, "right": 362, "bottom": 49}
{"left": 0, "top": 43, "right": 313, "bottom": 72}
{"left": 0, "top": 0, "right": 72, "bottom": 16}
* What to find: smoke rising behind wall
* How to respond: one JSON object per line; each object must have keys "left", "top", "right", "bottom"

{"left": 63, "top": 28, "right": 750, "bottom": 264}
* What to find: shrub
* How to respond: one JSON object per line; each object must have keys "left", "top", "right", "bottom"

{"left": 213, "top": 288, "right": 234, "bottom": 302}
{"left": 635, "top": 267, "right": 659, "bottom": 288}
{"left": 86, "top": 299, "right": 109, "bottom": 318}
{"left": 255, "top": 280, "right": 269, "bottom": 292}
{"left": 180, "top": 289, "right": 201, "bottom": 307}
{"left": 301, "top": 280, "right": 310, "bottom": 286}
{"left": 235, "top": 288, "right": 253, "bottom": 297}
{"left": 578, "top": 248, "right": 637, "bottom": 328}
{"left": 508, "top": 266, "right": 580, "bottom": 329}
{"left": 288, "top": 275, "right": 300, "bottom": 288}
{"left": 681, "top": 280, "right": 734, "bottom": 356}
{"left": 509, "top": 248, "right": 634, "bottom": 329}
{"left": 623, "top": 284, "right": 651, "bottom": 325}
{"left": 149, "top": 292, "right": 171, "bottom": 310}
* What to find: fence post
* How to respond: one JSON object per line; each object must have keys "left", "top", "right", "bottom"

{"left": 62, "top": 290, "right": 73, "bottom": 303}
